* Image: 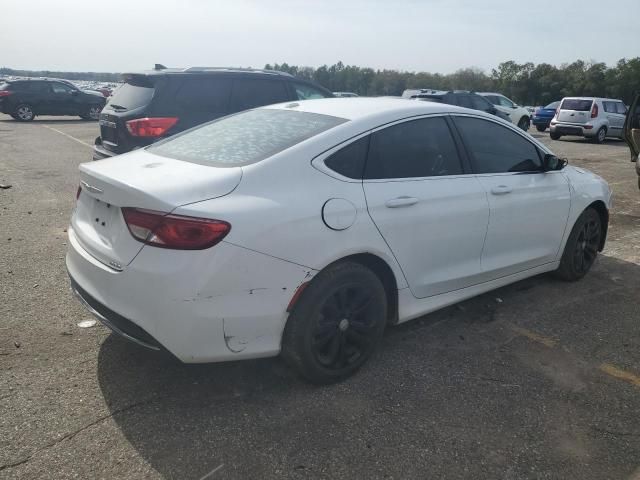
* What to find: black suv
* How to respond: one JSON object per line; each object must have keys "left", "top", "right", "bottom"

{"left": 94, "top": 66, "right": 334, "bottom": 160}
{"left": 0, "top": 79, "right": 106, "bottom": 121}
{"left": 403, "top": 89, "right": 512, "bottom": 122}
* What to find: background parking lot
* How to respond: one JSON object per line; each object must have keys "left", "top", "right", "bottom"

{"left": 1, "top": 116, "right": 639, "bottom": 479}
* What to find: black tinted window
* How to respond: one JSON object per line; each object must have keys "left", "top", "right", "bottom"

{"left": 175, "top": 77, "right": 231, "bottom": 114}
{"left": 471, "top": 95, "right": 491, "bottom": 111}
{"left": 229, "top": 79, "right": 289, "bottom": 112}
{"left": 456, "top": 95, "right": 474, "bottom": 109}
{"left": 107, "top": 83, "right": 154, "bottom": 111}
{"left": 454, "top": 116, "right": 541, "bottom": 173}
{"left": 561, "top": 99, "right": 593, "bottom": 111}
{"left": 365, "top": 117, "right": 463, "bottom": 179}
{"left": 325, "top": 136, "right": 369, "bottom": 179}
{"left": 50, "top": 82, "right": 74, "bottom": 94}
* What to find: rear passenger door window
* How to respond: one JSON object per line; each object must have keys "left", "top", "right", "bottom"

{"left": 616, "top": 102, "right": 627, "bottom": 115}
{"left": 175, "top": 77, "right": 231, "bottom": 116}
{"left": 453, "top": 116, "right": 541, "bottom": 173}
{"left": 229, "top": 78, "right": 289, "bottom": 112}
{"left": 603, "top": 101, "right": 617, "bottom": 114}
{"left": 365, "top": 117, "right": 463, "bottom": 179}
{"left": 324, "top": 136, "right": 369, "bottom": 179}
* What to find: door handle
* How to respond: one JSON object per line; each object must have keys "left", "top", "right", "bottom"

{"left": 490, "top": 185, "right": 512, "bottom": 195}
{"left": 385, "top": 196, "right": 419, "bottom": 208}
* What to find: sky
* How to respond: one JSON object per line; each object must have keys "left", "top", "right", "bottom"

{"left": 2, "top": 0, "right": 639, "bottom": 74}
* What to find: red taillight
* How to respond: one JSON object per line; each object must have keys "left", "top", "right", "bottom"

{"left": 590, "top": 103, "right": 598, "bottom": 118}
{"left": 125, "top": 117, "right": 178, "bottom": 137}
{"left": 121, "top": 207, "right": 230, "bottom": 250}
{"left": 76, "top": 186, "right": 82, "bottom": 199}
{"left": 0, "top": 91, "right": 12, "bottom": 97}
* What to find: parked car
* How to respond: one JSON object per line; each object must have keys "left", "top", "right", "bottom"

{"left": 0, "top": 78, "right": 106, "bottom": 121}
{"left": 623, "top": 93, "right": 640, "bottom": 189}
{"left": 532, "top": 101, "right": 560, "bottom": 132}
{"left": 403, "top": 89, "right": 512, "bottom": 122}
{"left": 67, "top": 98, "right": 611, "bottom": 383}
{"left": 333, "top": 92, "right": 359, "bottom": 97}
{"left": 477, "top": 92, "right": 531, "bottom": 130}
{"left": 550, "top": 97, "right": 627, "bottom": 143}
{"left": 93, "top": 66, "right": 333, "bottom": 160}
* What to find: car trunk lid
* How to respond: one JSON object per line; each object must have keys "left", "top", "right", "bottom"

{"left": 557, "top": 99, "right": 594, "bottom": 124}
{"left": 71, "top": 150, "right": 242, "bottom": 268}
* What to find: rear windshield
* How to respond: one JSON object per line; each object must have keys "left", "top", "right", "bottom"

{"left": 106, "top": 82, "right": 154, "bottom": 111}
{"left": 149, "top": 108, "right": 348, "bottom": 166}
{"left": 545, "top": 101, "right": 560, "bottom": 109}
{"left": 561, "top": 99, "right": 593, "bottom": 111}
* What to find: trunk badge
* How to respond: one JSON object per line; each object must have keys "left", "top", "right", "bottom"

{"left": 80, "top": 181, "right": 103, "bottom": 195}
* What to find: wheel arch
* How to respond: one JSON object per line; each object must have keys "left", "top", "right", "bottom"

{"left": 587, "top": 200, "right": 608, "bottom": 251}
{"left": 296, "top": 253, "right": 400, "bottom": 326}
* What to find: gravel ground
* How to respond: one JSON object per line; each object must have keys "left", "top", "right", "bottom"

{"left": 0, "top": 115, "right": 639, "bottom": 480}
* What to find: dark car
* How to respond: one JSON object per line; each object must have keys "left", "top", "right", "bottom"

{"left": 0, "top": 79, "right": 106, "bottom": 121}
{"left": 402, "top": 89, "right": 512, "bottom": 122}
{"left": 532, "top": 101, "right": 560, "bottom": 132}
{"left": 623, "top": 94, "right": 640, "bottom": 189}
{"left": 93, "top": 66, "right": 334, "bottom": 160}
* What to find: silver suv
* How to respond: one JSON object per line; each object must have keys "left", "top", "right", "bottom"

{"left": 550, "top": 97, "right": 627, "bottom": 143}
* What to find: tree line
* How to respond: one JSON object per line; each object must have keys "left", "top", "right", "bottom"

{"left": 265, "top": 58, "right": 640, "bottom": 105}
{"left": 3, "top": 57, "right": 639, "bottom": 105}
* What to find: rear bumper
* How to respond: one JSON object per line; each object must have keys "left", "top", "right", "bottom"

{"left": 92, "top": 137, "right": 118, "bottom": 160}
{"left": 66, "top": 225, "right": 314, "bottom": 362}
{"left": 550, "top": 122, "right": 596, "bottom": 137}
{"left": 70, "top": 275, "right": 162, "bottom": 351}
{"left": 532, "top": 116, "right": 552, "bottom": 126}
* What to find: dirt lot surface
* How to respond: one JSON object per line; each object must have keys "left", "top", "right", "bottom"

{"left": 1, "top": 115, "right": 639, "bottom": 479}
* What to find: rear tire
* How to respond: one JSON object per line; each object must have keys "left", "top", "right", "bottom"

{"left": 555, "top": 208, "right": 601, "bottom": 281}
{"left": 517, "top": 116, "right": 530, "bottom": 131}
{"left": 593, "top": 127, "right": 606, "bottom": 144}
{"left": 14, "top": 104, "right": 35, "bottom": 122}
{"left": 80, "top": 105, "right": 102, "bottom": 121}
{"left": 282, "top": 261, "right": 387, "bottom": 384}
{"left": 550, "top": 132, "right": 562, "bottom": 140}
{"left": 535, "top": 125, "right": 546, "bottom": 132}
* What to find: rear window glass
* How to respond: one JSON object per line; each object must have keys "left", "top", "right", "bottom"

{"left": 545, "top": 101, "right": 560, "bottom": 109}
{"left": 106, "top": 83, "right": 154, "bottom": 111}
{"left": 149, "top": 109, "right": 348, "bottom": 166}
{"left": 561, "top": 99, "right": 593, "bottom": 111}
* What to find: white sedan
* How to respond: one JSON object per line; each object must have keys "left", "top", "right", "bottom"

{"left": 67, "top": 98, "right": 611, "bottom": 383}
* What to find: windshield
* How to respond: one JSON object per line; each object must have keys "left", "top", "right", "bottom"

{"left": 106, "top": 82, "right": 154, "bottom": 111}
{"left": 561, "top": 99, "right": 593, "bottom": 111}
{"left": 149, "top": 108, "right": 347, "bottom": 166}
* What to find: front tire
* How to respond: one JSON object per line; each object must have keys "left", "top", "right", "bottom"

{"left": 550, "top": 132, "right": 562, "bottom": 140}
{"left": 14, "top": 104, "right": 35, "bottom": 122}
{"left": 555, "top": 208, "right": 602, "bottom": 281}
{"left": 517, "top": 116, "right": 530, "bottom": 131}
{"left": 535, "top": 125, "right": 546, "bottom": 132}
{"left": 282, "top": 261, "right": 387, "bottom": 384}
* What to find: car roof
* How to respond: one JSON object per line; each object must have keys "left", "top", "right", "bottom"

{"left": 561, "top": 97, "right": 622, "bottom": 102}
{"left": 477, "top": 92, "right": 504, "bottom": 96}
{"left": 263, "top": 97, "right": 482, "bottom": 123}
{"left": 125, "top": 66, "right": 295, "bottom": 78}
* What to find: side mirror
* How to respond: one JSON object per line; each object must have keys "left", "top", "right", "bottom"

{"left": 542, "top": 153, "right": 567, "bottom": 171}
